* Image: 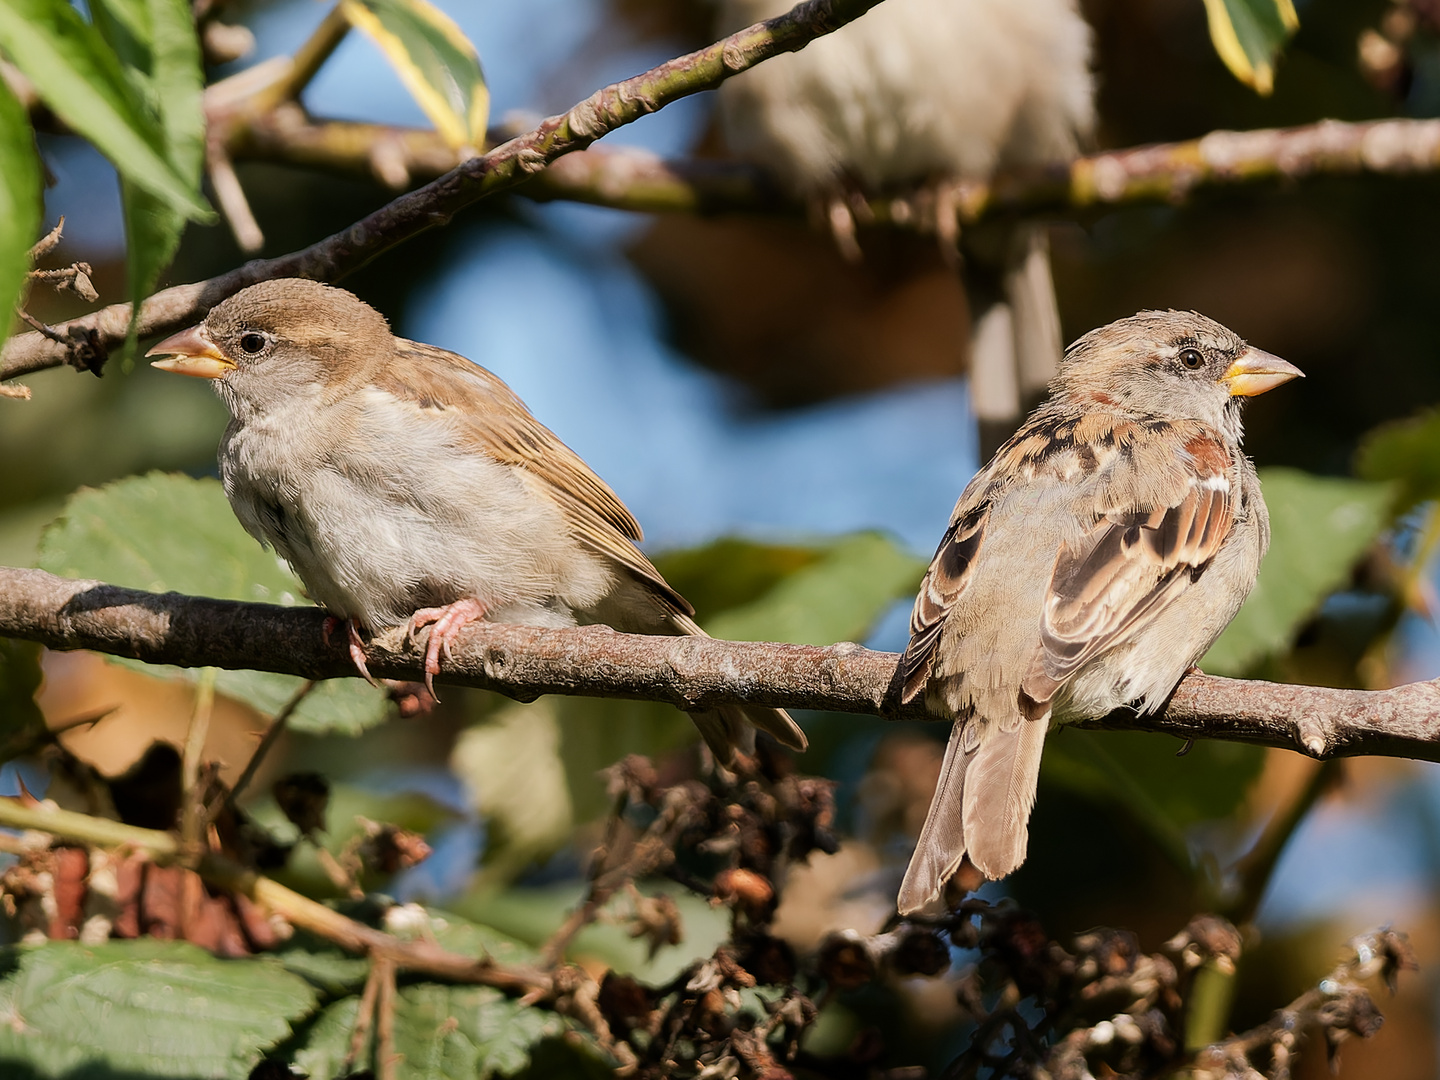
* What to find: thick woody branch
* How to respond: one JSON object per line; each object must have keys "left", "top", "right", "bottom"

{"left": 3, "top": 565, "right": 1440, "bottom": 762}
{"left": 237, "top": 114, "right": 1440, "bottom": 223}
{"left": 0, "top": 0, "right": 884, "bottom": 382}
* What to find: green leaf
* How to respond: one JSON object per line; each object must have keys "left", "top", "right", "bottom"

{"left": 294, "top": 984, "right": 569, "bottom": 1080}
{"left": 1356, "top": 407, "right": 1440, "bottom": 515}
{"left": 101, "top": 0, "right": 209, "bottom": 360}
{"left": 0, "top": 77, "right": 40, "bottom": 321}
{"left": 88, "top": 0, "right": 153, "bottom": 73}
{"left": 1042, "top": 728, "right": 1265, "bottom": 871}
{"left": 37, "top": 473, "right": 390, "bottom": 735}
{"left": 0, "top": 638, "right": 46, "bottom": 766}
{"left": 1201, "top": 468, "right": 1393, "bottom": 675}
{"left": 0, "top": 0, "right": 208, "bottom": 217}
{"left": 274, "top": 935, "right": 373, "bottom": 996}
{"left": 652, "top": 538, "right": 823, "bottom": 623}
{"left": 704, "top": 532, "right": 924, "bottom": 645}
{"left": 143, "top": 0, "right": 206, "bottom": 177}
{"left": 399, "top": 983, "right": 569, "bottom": 1078}
{"left": 0, "top": 940, "right": 318, "bottom": 1077}
{"left": 120, "top": 184, "right": 189, "bottom": 362}
{"left": 1201, "top": 0, "right": 1299, "bottom": 95}
{"left": 341, "top": 0, "right": 489, "bottom": 149}
{"left": 419, "top": 906, "right": 540, "bottom": 966}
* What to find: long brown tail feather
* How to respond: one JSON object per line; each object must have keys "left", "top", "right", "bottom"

{"left": 962, "top": 715, "right": 1047, "bottom": 880}
{"left": 898, "top": 720, "right": 976, "bottom": 916}
{"left": 898, "top": 709, "right": 1048, "bottom": 915}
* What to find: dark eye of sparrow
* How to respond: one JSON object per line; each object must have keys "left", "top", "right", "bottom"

{"left": 239, "top": 332, "right": 268, "bottom": 355}
{"left": 1178, "top": 348, "right": 1204, "bottom": 371}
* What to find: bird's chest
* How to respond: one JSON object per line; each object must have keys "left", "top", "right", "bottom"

{"left": 217, "top": 405, "right": 406, "bottom": 616}
{"left": 216, "top": 401, "right": 591, "bottom": 627}
{"left": 219, "top": 411, "right": 318, "bottom": 555}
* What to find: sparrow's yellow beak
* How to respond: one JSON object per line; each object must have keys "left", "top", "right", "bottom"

{"left": 147, "top": 325, "right": 233, "bottom": 379}
{"left": 1221, "top": 346, "right": 1304, "bottom": 397}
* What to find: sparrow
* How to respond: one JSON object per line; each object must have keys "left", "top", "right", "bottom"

{"left": 147, "top": 278, "right": 808, "bottom": 764}
{"left": 894, "top": 310, "right": 1303, "bottom": 916}
{"left": 716, "top": 0, "right": 1095, "bottom": 443}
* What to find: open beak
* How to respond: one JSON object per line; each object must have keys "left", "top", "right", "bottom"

{"left": 147, "top": 325, "right": 233, "bottom": 379}
{"left": 1222, "top": 346, "right": 1304, "bottom": 397}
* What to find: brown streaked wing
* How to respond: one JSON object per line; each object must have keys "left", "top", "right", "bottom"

{"left": 898, "top": 498, "right": 990, "bottom": 702}
{"left": 1021, "top": 465, "right": 1234, "bottom": 707}
{"left": 380, "top": 341, "right": 692, "bottom": 615}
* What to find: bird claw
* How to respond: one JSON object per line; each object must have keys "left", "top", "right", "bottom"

{"left": 324, "top": 615, "right": 378, "bottom": 686}
{"left": 405, "top": 598, "right": 488, "bottom": 703}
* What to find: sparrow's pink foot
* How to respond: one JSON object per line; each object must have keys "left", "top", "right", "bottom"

{"left": 323, "top": 615, "right": 377, "bottom": 686}
{"left": 407, "top": 598, "right": 488, "bottom": 698}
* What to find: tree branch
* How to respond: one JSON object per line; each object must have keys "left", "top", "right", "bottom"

{"left": 0, "top": 0, "right": 885, "bottom": 382}
{"left": 235, "top": 114, "right": 1440, "bottom": 224}
{"left": 4, "top": 565, "right": 1439, "bottom": 762}
{"left": 237, "top": 109, "right": 779, "bottom": 213}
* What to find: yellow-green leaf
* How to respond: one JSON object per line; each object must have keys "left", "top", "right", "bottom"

{"left": 1201, "top": 0, "right": 1299, "bottom": 95}
{"left": 340, "top": 0, "right": 488, "bottom": 150}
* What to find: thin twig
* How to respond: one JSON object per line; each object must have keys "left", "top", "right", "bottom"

{"left": 345, "top": 955, "right": 384, "bottom": 1072}
{"left": 180, "top": 668, "right": 218, "bottom": 849}
{"left": 26, "top": 218, "right": 64, "bottom": 262}
{"left": 246, "top": 3, "right": 352, "bottom": 115}
{"left": 14, "top": 309, "right": 67, "bottom": 344}
{"left": 222, "top": 679, "right": 316, "bottom": 813}
{"left": 228, "top": 112, "right": 1440, "bottom": 227}
{"left": 1193, "top": 929, "right": 1413, "bottom": 1074}
{"left": 206, "top": 137, "right": 265, "bottom": 252}
{"left": 27, "top": 266, "right": 97, "bottom": 302}
{"left": 543, "top": 841, "right": 674, "bottom": 969}
{"left": 314, "top": 843, "right": 363, "bottom": 899}
{"left": 376, "top": 955, "right": 398, "bottom": 1080}
{"left": 540, "top": 794, "right": 632, "bottom": 966}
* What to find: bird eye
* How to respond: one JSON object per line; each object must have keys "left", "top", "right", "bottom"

{"left": 1178, "top": 348, "right": 1204, "bottom": 370}
{"left": 239, "top": 332, "right": 268, "bottom": 355}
